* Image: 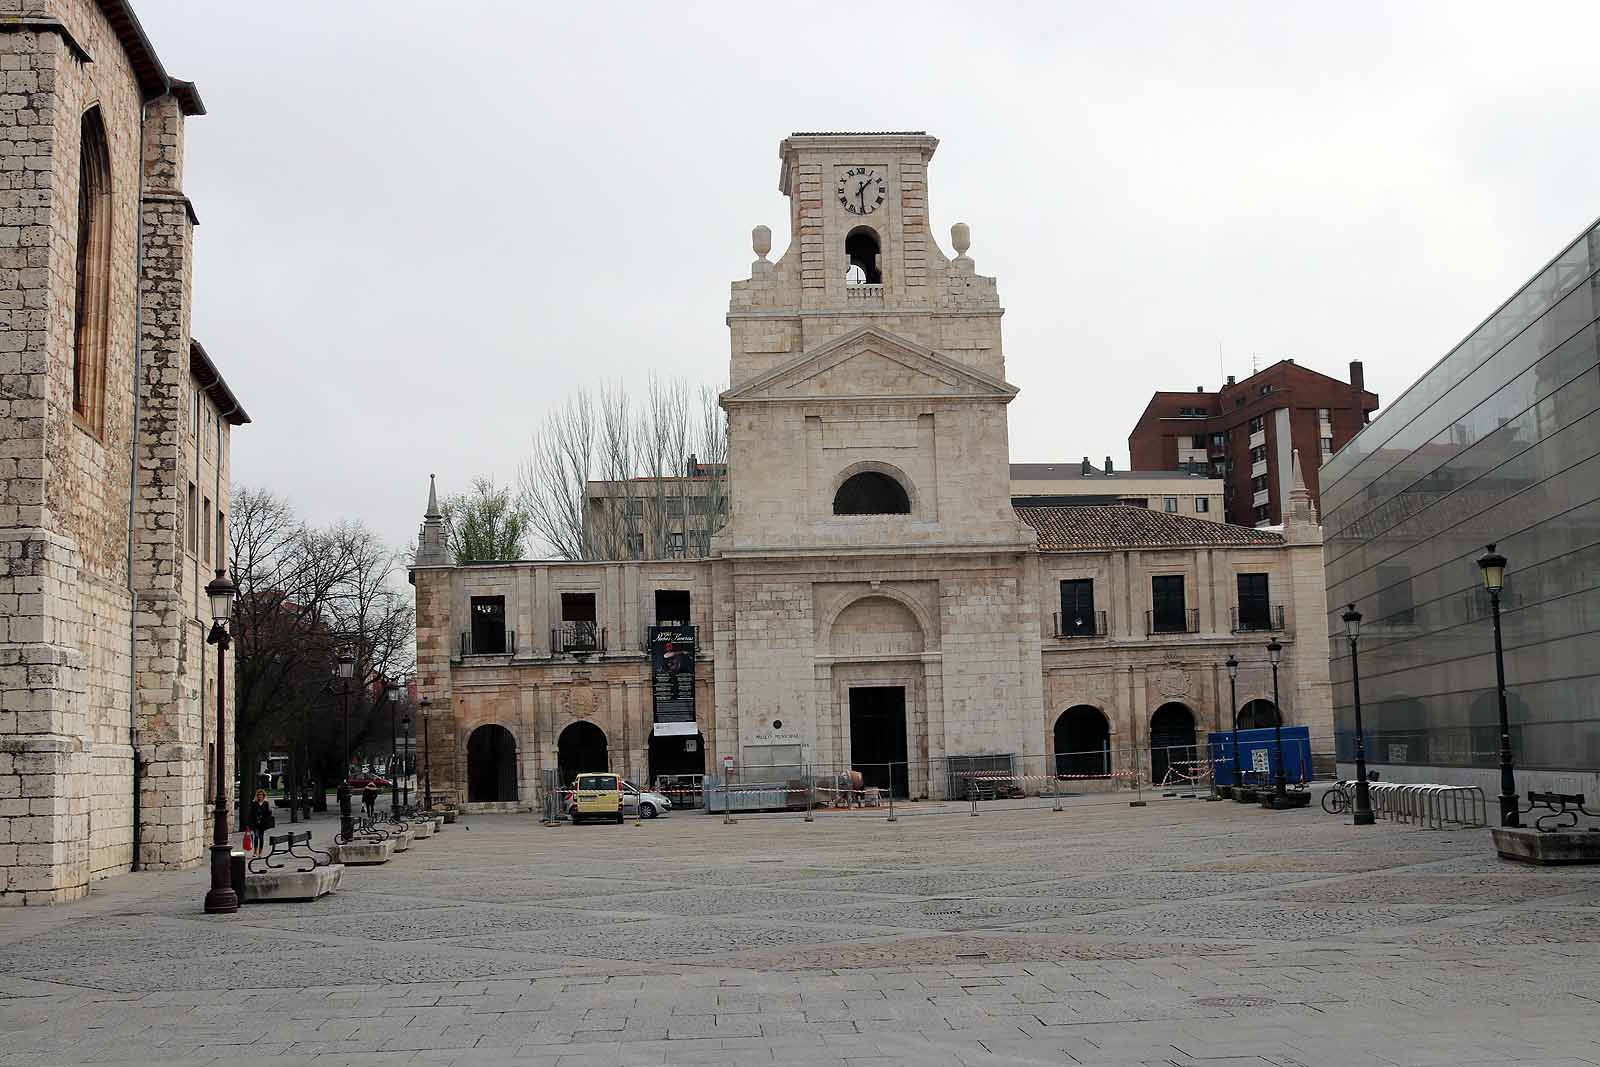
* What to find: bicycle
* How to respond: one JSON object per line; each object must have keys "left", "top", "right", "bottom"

{"left": 1320, "top": 771, "right": 1380, "bottom": 815}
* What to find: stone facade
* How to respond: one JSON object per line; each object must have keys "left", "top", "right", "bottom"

{"left": 412, "top": 133, "right": 1333, "bottom": 806}
{"left": 0, "top": 2, "right": 245, "bottom": 904}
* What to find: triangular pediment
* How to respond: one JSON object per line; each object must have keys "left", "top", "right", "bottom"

{"left": 723, "top": 326, "right": 1018, "bottom": 403}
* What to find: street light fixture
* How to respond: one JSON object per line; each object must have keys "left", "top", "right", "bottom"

{"left": 1266, "top": 638, "right": 1287, "bottom": 803}
{"left": 202, "top": 569, "right": 239, "bottom": 915}
{"left": 1342, "top": 604, "right": 1374, "bottom": 825}
{"left": 1225, "top": 654, "right": 1241, "bottom": 795}
{"left": 335, "top": 653, "right": 355, "bottom": 842}
{"left": 1477, "top": 544, "right": 1519, "bottom": 827}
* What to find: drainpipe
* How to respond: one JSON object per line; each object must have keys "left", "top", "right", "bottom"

{"left": 124, "top": 102, "right": 149, "bottom": 871}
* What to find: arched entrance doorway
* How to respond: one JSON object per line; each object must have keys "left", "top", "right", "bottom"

{"left": 467, "top": 724, "right": 518, "bottom": 803}
{"left": 558, "top": 720, "right": 609, "bottom": 787}
{"left": 1237, "top": 699, "right": 1280, "bottom": 730}
{"left": 1053, "top": 705, "right": 1110, "bottom": 776}
{"left": 1149, "top": 702, "right": 1197, "bottom": 786}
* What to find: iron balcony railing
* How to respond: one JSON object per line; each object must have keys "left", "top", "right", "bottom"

{"left": 1052, "top": 610, "right": 1108, "bottom": 638}
{"left": 459, "top": 629, "right": 516, "bottom": 656}
{"left": 1231, "top": 604, "right": 1286, "bottom": 632}
{"left": 553, "top": 621, "right": 606, "bottom": 654}
{"left": 1145, "top": 608, "right": 1199, "bottom": 635}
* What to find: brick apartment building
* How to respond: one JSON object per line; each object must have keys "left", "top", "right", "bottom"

{"left": 1128, "top": 360, "right": 1378, "bottom": 527}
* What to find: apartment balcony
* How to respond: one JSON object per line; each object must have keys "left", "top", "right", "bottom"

{"left": 1251, "top": 459, "right": 1268, "bottom": 479}
{"left": 1230, "top": 605, "right": 1286, "bottom": 633}
{"left": 552, "top": 622, "right": 607, "bottom": 655}
{"left": 1253, "top": 488, "right": 1270, "bottom": 508}
{"left": 1249, "top": 428, "right": 1266, "bottom": 449}
{"left": 459, "top": 629, "right": 516, "bottom": 657}
{"left": 1052, "top": 610, "right": 1108, "bottom": 639}
{"left": 1145, "top": 609, "right": 1199, "bottom": 635}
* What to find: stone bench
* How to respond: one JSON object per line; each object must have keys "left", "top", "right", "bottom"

{"left": 1494, "top": 791, "right": 1600, "bottom": 865}
{"left": 244, "top": 831, "right": 342, "bottom": 901}
{"left": 328, "top": 838, "right": 396, "bottom": 865}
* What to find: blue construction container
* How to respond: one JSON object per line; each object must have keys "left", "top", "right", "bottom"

{"left": 1209, "top": 726, "right": 1313, "bottom": 786}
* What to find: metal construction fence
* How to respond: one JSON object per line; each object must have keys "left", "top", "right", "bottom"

{"left": 583, "top": 739, "right": 1337, "bottom": 820}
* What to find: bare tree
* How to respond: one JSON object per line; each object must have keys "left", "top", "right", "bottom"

{"left": 518, "top": 377, "right": 729, "bottom": 561}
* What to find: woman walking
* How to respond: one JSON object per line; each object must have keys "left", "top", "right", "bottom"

{"left": 248, "top": 788, "right": 275, "bottom": 857}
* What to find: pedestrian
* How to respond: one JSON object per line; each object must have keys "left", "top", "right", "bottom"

{"left": 362, "top": 782, "right": 378, "bottom": 821}
{"left": 248, "top": 788, "right": 275, "bottom": 857}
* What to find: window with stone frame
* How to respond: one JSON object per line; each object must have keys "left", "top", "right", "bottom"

{"left": 203, "top": 496, "right": 211, "bottom": 562}
{"left": 71, "top": 107, "right": 113, "bottom": 435}
{"left": 833, "top": 471, "right": 910, "bottom": 515}
{"left": 1196, "top": 497, "right": 1209, "bottom": 513}
{"left": 187, "top": 482, "right": 198, "bottom": 554}
{"left": 216, "top": 508, "right": 225, "bottom": 567}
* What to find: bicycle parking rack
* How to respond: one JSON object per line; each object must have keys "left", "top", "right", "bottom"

{"left": 1366, "top": 781, "right": 1487, "bottom": 829}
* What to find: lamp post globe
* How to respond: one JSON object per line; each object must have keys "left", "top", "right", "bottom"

{"left": 1341, "top": 604, "right": 1374, "bottom": 825}
{"left": 1477, "top": 544, "right": 1519, "bottom": 827}
{"left": 1225, "top": 655, "right": 1241, "bottom": 794}
{"left": 1266, "top": 638, "right": 1286, "bottom": 803}
{"left": 202, "top": 569, "right": 239, "bottom": 915}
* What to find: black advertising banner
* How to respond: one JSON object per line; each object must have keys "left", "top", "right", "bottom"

{"left": 649, "top": 625, "right": 696, "bottom": 724}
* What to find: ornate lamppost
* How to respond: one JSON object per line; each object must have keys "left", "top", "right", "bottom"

{"left": 387, "top": 682, "right": 401, "bottom": 816}
{"left": 400, "top": 712, "right": 412, "bottom": 812}
{"left": 1342, "top": 605, "right": 1374, "bottom": 825}
{"left": 203, "top": 569, "right": 239, "bottom": 915}
{"left": 1267, "top": 638, "right": 1287, "bottom": 802}
{"left": 335, "top": 653, "right": 355, "bottom": 842}
{"left": 1477, "top": 544, "right": 1519, "bottom": 827}
{"left": 420, "top": 697, "right": 433, "bottom": 811}
{"left": 1226, "top": 654, "right": 1241, "bottom": 795}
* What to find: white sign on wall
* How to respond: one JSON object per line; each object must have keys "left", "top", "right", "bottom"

{"left": 1251, "top": 749, "right": 1270, "bottom": 774}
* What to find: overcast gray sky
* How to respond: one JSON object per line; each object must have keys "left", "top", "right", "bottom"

{"left": 138, "top": 1, "right": 1600, "bottom": 556}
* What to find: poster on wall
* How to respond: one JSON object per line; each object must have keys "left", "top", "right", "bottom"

{"left": 649, "top": 625, "right": 696, "bottom": 726}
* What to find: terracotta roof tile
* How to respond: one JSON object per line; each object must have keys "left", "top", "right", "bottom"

{"left": 1017, "top": 505, "right": 1285, "bottom": 551}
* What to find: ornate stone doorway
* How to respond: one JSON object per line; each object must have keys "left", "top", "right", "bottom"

{"left": 1149, "top": 702, "right": 1197, "bottom": 786}
{"left": 558, "top": 720, "right": 609, "bottom": 787}
{"left": 467, "top": 724, "right": 518, "bottom": 803}
{"left": 849, "top": 686, "right": 908, "bottom": 797}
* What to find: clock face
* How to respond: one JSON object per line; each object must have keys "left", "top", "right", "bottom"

{"left": 836, "top": 167, "right": 887, "bottom": 215}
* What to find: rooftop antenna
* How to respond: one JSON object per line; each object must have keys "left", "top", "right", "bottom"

{"left": 1252, "top": 352, "right": 1260, "bottom": 375}
{"left": 1217, "top": 340, "right": 1223, "bottom": 385}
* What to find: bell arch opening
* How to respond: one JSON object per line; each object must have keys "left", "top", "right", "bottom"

{"left": 844, "top": 226, "right": 881, "bottom": 284}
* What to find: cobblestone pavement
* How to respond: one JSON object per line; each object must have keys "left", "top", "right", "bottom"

{"left": 2, "top": 792, "right": 1599, "bottom": 1065}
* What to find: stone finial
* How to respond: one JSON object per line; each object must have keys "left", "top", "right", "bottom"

{"left": 425, "top": 473, "right": 441, "bottom": 518}
{"left": 951, "top": 222, "right": 970, "bottom": 255}
{"left": 752, "top": 224, "right": 771, "bottom": 260}
{"left": 417, "top": 474, "right": 449, "bottom": 566}
{"left": 1285, "top": 449, "right": 1321, "bottom": 540}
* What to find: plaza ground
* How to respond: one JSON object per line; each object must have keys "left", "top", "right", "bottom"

{"left": 0, "top": 792, "right": 1598, "bottom": 1066}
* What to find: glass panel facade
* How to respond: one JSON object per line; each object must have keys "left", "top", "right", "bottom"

{"left": 1322, "top": 222, "right": 1600, "bottom": 775}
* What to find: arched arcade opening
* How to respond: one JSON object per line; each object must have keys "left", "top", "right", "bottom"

{"left": 467, "top": 724, "right": 518, "bottom": 803}
{"left": 557, "top": 720, "right": 609, "bottom": 787}
{"left": 1053, "top": 705, "right": 1111, "bottom": 776}
{"left": 1149, "top": 702, "right": 1197, "bottom": 786}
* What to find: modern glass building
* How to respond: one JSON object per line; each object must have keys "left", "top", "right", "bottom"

{"left": 1321, "top": 220, "right": 1600, "bottom": 795}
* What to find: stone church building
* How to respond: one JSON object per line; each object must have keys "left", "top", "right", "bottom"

{"left": 412, "top": 132, "right": 1331, "bottom": 805}
{"left": 0, "top": 2, "right": 245, "bottom": 904}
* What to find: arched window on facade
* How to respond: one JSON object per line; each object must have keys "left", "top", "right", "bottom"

{"left": 73, "top": 106, "right": 112, "bottom": 433}
{"left": 844, "top": 226, "right": 881, "bottom": 285}
{"left": 833, "top": 470, "right": 910, "bottom": 515}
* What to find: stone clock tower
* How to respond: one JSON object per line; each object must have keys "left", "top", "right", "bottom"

{"left": 711, "top": 131, "right": 1043, "bottom": 788}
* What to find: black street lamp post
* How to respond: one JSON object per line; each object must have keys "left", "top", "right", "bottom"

{"left": 1342, "top": 604, "right": 1374, "bottom": 825}
{"left": 401, "top": 713, "right": 412, "bottom": 812}
{"left": 203, "top": 569, "right": 239, "bottom": 915}
{"left": 335, "top": 653, "right": 355, "bottom": 842}
{"left": 1226, "top": 655, "right": 1241, "bottom": 793}
{"left": 1267, "top": 638, "right": 1286, "bottom": 802}
{"left": 420, "top": 697, "right": 433, "bottom": 811}
{"left": 1478, "top": 544, "right": 1519, "bottom": 828}
{"left": 387, "top": 683, "right": 401, "bottom": 816}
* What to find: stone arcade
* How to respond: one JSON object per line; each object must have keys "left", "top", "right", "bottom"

{"left": 0, "top": 2, "right": 245, "bottom": 903}
{"left": 412, "top": 132, "right": 1332, "bottom": 806}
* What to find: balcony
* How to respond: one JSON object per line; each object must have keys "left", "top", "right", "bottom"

{"left": 845, "top": 284, "right": 884, "bottom": 306}
{"left": 1145, "top": 609, "right": 1199, "bottom": 635}
{"left": 1052, "top": 610, "right": 1108, "bottom": 638}
{"left": 1250, "top": 459, "right": 1268, "bottom": 479}
{"left": 459, "top": 629, "right": 516, "bottom": 657}
{"left": 1249, "top": 428, "right": 1266, "bottom": 449}
{"left": 552, "top": 622, "right": 607, "bottom": 655}
{"left": 1230, "top": 605, "right": 1285, "bottom": 632}
{"left": 1253, "top": 488, "right": 1270, "bottom": 508}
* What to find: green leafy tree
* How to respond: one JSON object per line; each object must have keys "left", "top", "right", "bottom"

{"left": 443, "top": 477, "right": 530, "bottom": 563}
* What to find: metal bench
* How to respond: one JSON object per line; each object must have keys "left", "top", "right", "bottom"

{"left": 249, "top": 830, "right": 331, "bottom": 874}
{"left": 1523, "top": 791, "right": 1599, "bottom": 834}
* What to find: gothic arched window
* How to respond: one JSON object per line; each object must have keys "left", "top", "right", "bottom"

{"left": 844, "top": 226, "right": 881, "bottom": 285}
{"left": 833, "top": 471, "right": 910, "bottom": 515}
{"left": 73, "top": 106, "right": 112, "bottom": 433}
